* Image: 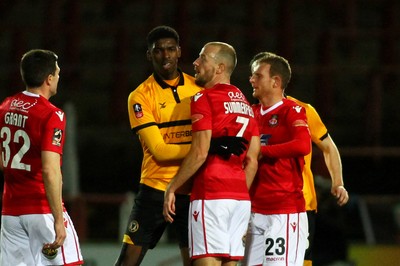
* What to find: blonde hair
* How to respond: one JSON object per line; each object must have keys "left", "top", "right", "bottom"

{"left": 206, "top": 42, "right": 237, "bottom": 74}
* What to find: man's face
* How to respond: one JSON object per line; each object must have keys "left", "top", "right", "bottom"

{"left": 147, "top": 38, "right": 181, "bottom": 80}
{"left": 49, "top": 62, "right": 60, "bottom": 96}
{"left": 249, "top": 62, "right": 274, "bottom": 100}
{"left": 193, "top": 45, "right": 219, "bottom": 88}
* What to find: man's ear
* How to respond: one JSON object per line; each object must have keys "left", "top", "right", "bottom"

{"left": 273, "top": 76, "right": 282, "bottom": 88}
{"left": 45, "top": 74, "right": 53, "bottom": 86}
{"left": 177, "top": 46, "right": 182, "bottom": 58}
{"left": 216, "top": 63, "right": 225, "bottom": 74}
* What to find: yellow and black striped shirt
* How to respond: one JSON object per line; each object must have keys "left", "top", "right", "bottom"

{"left": 128, "top": 69, "right": 202, "bottom": 191}
{"left": 287, "top": 96, "right": 328, "bottom": 211}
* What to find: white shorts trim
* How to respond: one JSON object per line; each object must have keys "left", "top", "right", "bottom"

{"left": 1, "top": 212, "right": 83, "bottom": 265}
{"left": 243, "top": 212, "right": 308, "bottom": 266}
{"left": 189, "top": 199, "right": 251, "bottom": 260}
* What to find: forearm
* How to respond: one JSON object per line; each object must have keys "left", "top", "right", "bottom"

{"left": 244, "top": 136, "right": 260, "bottom": 189}
{"left": 42, "top": 151, "right": 64, "bottom": 222}
{"left": 42, "top": 167, "right": 64, "bottom": 222}
{"left": 151, "top": 142, "right": 191, "bottom": 161}
{"left": 245, "top": 159, "right": 258, "bottom": 189}
{"left": 138, "top": 126, "right": 191, "bottom": 161}
{"left": 167, "top": 130, "right": 210, "bottom": 193}
{"left": 323, "top": 147, "right": 344, "bottom": 187}
{"left": 318, "top": 135, "right": 344, "bottom": 187}
{"left": 261, "top": 138, "right": 310, "bottom": 158}
{"left": 168, "top": 150, "right": 207, "bottom": 193}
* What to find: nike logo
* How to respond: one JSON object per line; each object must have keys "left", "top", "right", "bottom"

{"left": 220, "top": 145, "right": 228, "bottom": 149}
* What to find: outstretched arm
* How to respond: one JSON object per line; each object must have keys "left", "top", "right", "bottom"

{"left": 316, "top": 134, "right": 349, "bottom": 206}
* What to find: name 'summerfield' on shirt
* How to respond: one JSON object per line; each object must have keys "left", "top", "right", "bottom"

{"left": 224, "top": 100, "right": 254, "bottom": 118}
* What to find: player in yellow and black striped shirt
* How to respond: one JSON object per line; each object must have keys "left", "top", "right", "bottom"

{"left": 287, "top": 96, "right": 349, "bottom": 266}
{"left": 115, "top": 25, "right": 201, "bottom": 266}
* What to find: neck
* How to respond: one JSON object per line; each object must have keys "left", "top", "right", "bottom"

{"left": 26, "top": 88, "right": 51, "bottom": 100}
{"left": 259, "top": 92, "right": 284, "bottom": 107}
{"left": 158, "top": 69, "right": 180, "bottom": 81}
{"left": 205, "top": 76, "right": 230, "bottom": 89}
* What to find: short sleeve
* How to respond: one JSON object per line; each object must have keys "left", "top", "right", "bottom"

{"left": 42, "top": 110, "right": 66, "bottom": 154}
{"left": 306, "top": 105, "right": 328, "bottom": 144}
{"left": 191, "top": 91, "right": 212, "bottom": 132}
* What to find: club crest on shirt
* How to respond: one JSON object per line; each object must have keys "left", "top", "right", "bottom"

{"left": 269, "top": 114, "right": 278, "bottom": 127}
{"left": 128, "top": 220, "right": 139, "bottom": 233}
{"left": 52, "top": 128, "right": 63, "bottom": 146}
{"left": 133, "top": 103, "right": 143, "bottom": 118}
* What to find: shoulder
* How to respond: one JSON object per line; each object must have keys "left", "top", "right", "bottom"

{"left": 182, "top": 72, "right": 202, "bottom": 90}
{"left": 283, "top": 98, "right": 304, "bottom": 108}
{"left": 286, "top": 95, "right": 321, "bottom": 119}
{"left": 182, "top": 72, "right": 195, "bottom": 81}
{"left": 38, "top": 95, "right": 60, "bottom": 110}
{"left": 0, "top": 96, "right": 12, "bottom": 109}
{"left": 132, "top": 74, "right": 155, "bottom": 92}
{"left": 286, "top": 95, "right": 315, "bottom": 112}
{"left": 281, "top": 99, "right": 307, "bottom": 118}
{"left": 129, "top": 75, "right": 157, "bottom": 99}
{"left": 43, "top": 99, "right": 64, "bottom": 118}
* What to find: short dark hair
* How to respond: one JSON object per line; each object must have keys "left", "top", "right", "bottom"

{"left": 20, "top": 49, "right": 58, "bottom": 88}
{"left": 250, "top": 52, "right": 292, "bottom": 89}
{"left": 146, "top": 25, "right": 180, "bottom": 48}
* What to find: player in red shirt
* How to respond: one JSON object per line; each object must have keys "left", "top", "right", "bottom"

{"left": 243, "top": 52, "right": 311, "bottom": 266}
{"left": 164, "top": 42, "right": 260, "bottom": 266}
{"left": 0, "top": 49, "right": 83, "bottom": 265}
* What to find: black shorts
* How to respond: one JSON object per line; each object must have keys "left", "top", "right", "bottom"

{"left": 123, "top": 184, "right": 190, "bottom": 249}
{"left": 304, "top": 210, "right": 316, "bottom": 261}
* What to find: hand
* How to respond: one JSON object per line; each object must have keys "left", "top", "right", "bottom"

{"left": 209, "top": 136, "right": 249, "bottom": 160}
{"left": 42, "top": 243, "right": 59, "bottom": 260}
{"left": 163, "top": 189, "right": 176, "bottom": 223}
{"left": 53, "top": 218, "right": 66, "bottom": 248}
{"left": 331, "top": 185, "right": 349, "bottom": 206}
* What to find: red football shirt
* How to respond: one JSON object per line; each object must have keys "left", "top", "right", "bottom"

{"left": 0, "top": 91, "right": 66, "bottom": 215}
{"left": 250, "top": 98, "right": 311, "bottom": 215}
{"left": 189, "top": 83, "right": 259, "bottom": 201}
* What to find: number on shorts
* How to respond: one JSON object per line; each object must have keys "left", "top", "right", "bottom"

{"left": 265, "top": 237, "right": 286, "bottom": 256}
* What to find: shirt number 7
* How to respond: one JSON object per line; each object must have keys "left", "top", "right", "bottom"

{"left": 236, "top": 116, "right": 249, "bottom": 137}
